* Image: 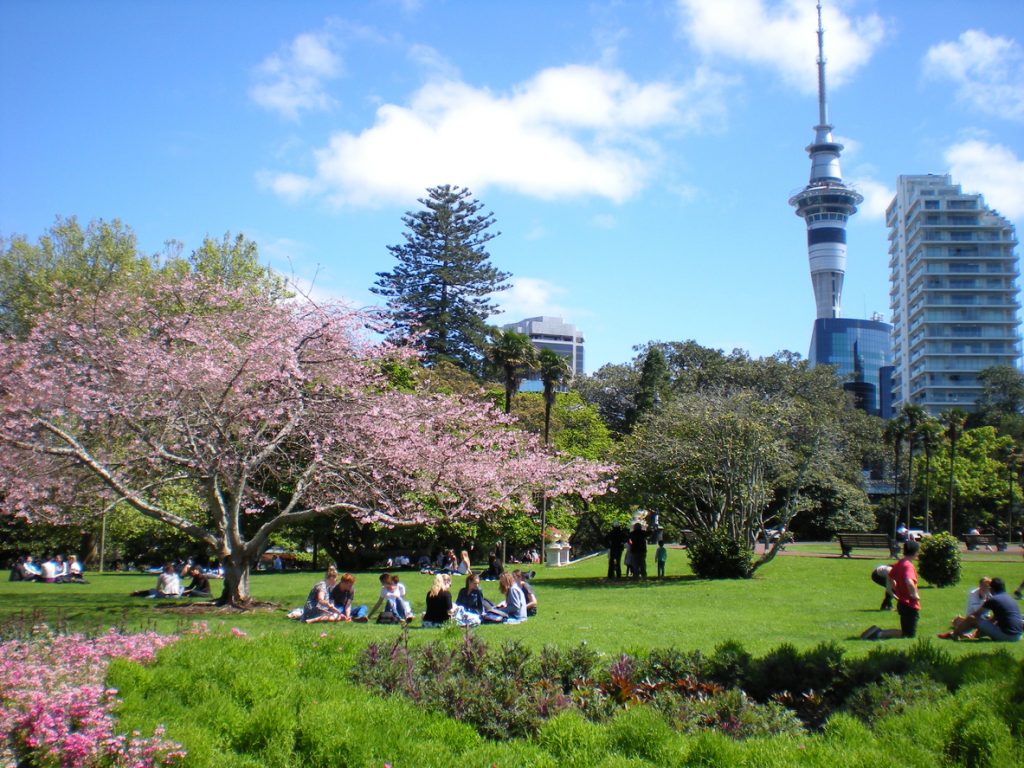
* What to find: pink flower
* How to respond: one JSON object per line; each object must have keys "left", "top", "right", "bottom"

{"left": 230, "top": 627, "right": 247, "bottom": 638}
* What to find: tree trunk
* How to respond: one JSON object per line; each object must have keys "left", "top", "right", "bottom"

{"left": 219, "top": 552, "right": 251, "bottom": 606}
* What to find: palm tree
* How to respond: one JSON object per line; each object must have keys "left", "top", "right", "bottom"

{"left": 537, "top": 349, "right": 571, "bottom": 445}
{"left": 941, "top": 408, "right": 967, "bottom": 534}
{"left": 917, "top": 417, "right": 944, "bottom": 533}
{"left": 900, "top": 405, "right": 927, "bottom": 530}
{"left": 486, "top": 329, "right": 537, "bottom": 414}
{"left": 883, "top": 418, "right": 907, "bottom": 539}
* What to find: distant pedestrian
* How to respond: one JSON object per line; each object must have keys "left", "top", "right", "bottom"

{"left": 628, "top": 522, "right": 648, "bottom": 579}
{"left": 605, "top": 521, "right": 626, "bottom": 579}
{"left": 655, "top": 541, "right": 667, "bottom": 578}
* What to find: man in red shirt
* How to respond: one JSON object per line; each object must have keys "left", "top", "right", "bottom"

{"left": 861, "top": 540, "right": 920, "bottom": 640}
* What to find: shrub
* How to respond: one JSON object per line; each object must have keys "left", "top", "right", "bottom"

{"left": 917, "top": 531, "right": 962, "bottom": 587}
{"left": 686, "top": 528, "right": 754, "bottom": 579}
{"left": 844, "top": 672, "right": 950, "bottom": 722}
{"left": 943, "top": 703, "right": 1014, "bottom": 768}
{"left": 705, "top": 641, "right": 752, "bottom": 689}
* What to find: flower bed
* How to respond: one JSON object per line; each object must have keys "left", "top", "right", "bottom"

{"left": 0, "top": 626, "right": 190, "bottom": 768}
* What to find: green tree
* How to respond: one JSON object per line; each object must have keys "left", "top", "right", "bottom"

{"left": 921, "top": 427, "right": 1018, "bottom": 532}
{"left": 574, "top": 362, "right": 639, "bottom": 436}
{"left": 537, "top": 349, "right": 571, "bottom": 445}
{"left": 916, "top": 417, "right": 944, "bottom": 533}
{"left": 941, "top": 408, "right": 968, "bottom": 533}
{"left": 0, "top": 216, "right": 157, "bottom": 337}
{"left": 633, "top": 346, "right": 670, "bottom": 425}
{"left": 372, "top": 185, "right": 510, "bottom": 375}
{"left": 898, "top": 404, "right": 927, "bottom": 530}
{"left": 486, "top": 329, "right": 536, "bottom": 414}
{"left": 174, "top": 232, "right": 289, "bottom": 301}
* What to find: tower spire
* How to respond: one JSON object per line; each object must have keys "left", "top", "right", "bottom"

{"left": 816, "top": 1, "right": 828, "bottom": 129}
{"left": 789, "top": 0, "right": 862, "bottom": 320}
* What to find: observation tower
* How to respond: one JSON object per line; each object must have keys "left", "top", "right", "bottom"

{"left": 789, "top": 1, "right": 863, "bottom": 320}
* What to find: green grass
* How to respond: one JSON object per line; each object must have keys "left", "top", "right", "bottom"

{"left": 7, "top": 549, "right": 1023, "bottom": 768}
{"left": 3, "top": 548, "right": 1022, "bottom": 658}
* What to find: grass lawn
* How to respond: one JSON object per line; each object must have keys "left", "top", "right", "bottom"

{"left": 3, "top": 545, "right": 1022, "bottom": 659}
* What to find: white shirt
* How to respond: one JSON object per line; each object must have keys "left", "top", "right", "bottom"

{"left": 966, "top": 587, "right": 989, "bottom": 615}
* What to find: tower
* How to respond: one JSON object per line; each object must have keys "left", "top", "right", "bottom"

{"left": 887, "top": 175, "right": 1021, "bottom": 414}
{"left": 501, "top": 316, "right": 585, "bottom": 391}
{"left": 789, "top": 1, "right": 863, "bottom": 320}
{"left": 794, "top": 2, "right": 892, "bottom": 417}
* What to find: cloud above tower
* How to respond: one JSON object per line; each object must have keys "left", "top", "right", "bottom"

{"left": 260, "top": 62, "right": 733, "bottom": 207}
{"left": 924, "top": 30, "right": 1024, "bottom": 122}
{"left": 675, "top": 0, "right": 886, "bottom": 94}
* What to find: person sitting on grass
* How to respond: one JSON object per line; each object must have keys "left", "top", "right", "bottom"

{"left": 422, "top": 574, "right": 454, "bottom": 627}
{"left": 182, "top": 566, "right": 212, "bottom": 597}
{"left": 456, "top": 572, "right": 485, "bottom": 616}
{"left": 301, "top": 566, "right": 343, "bottom": 623}
{"left": 480, "top": 553, "right": 503, "bottom": 581}
{"left": 514, "top": 569, "right": 537, "bottom": 616}
{"left": 967, "top": 577, "right": 1022, "bottom": 642}
{"left": 367, "top": 573, "right": 412, "bottom": 623}
{"left": 457, "top": 550, "right": 472, "bottom": 575}
{"left": 66, "top": 555, "right": 86, "bottom": 583}
{"left": 495, "top": 572, "right": 527, "bottom": 624}
{"left": 938, "top": 577, "right": 991, "bottom": 640}
{"left": 329, "top": 572, "right": 369, "bottom": 622}
{"left": 130, "top": 562, "right": 183, "bottom": 598}
{"left": 861, "top": 540, "right": 919, "bottom": 640}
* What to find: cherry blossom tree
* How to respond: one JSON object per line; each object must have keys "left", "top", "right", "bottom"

{"left": 0, "top": 277, "right": 610, "bottom": 603}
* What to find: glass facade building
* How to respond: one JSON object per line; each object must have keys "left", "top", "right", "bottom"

{"left": 809, "top": 317, "right": 893, "bottom": 417}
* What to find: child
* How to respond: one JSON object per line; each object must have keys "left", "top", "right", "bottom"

{"left": 655, "top": 541, "right": 667, "bottom": 578}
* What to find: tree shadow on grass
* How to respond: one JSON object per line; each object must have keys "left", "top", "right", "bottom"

{"left": 537, "top": 575, "right": 705, "bottom": 591}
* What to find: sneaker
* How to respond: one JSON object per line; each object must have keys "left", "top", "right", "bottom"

{"left": 353, "top": 615, "right": 368, "bottom": 623}
{"left": 936, "top": 632, "right": 953, "bottom": 640}
{"left": 860, "top": 625, "right": 882, "bottom": 640}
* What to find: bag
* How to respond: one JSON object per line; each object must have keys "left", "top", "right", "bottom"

{"left": 377, "top": 610, "right": 402, "bottom": 624}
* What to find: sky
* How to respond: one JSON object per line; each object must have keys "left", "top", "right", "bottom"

{"left": 2, "top": 0, "right": 1023, "bottom": 373}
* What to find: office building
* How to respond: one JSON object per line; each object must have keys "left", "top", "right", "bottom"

{"left": 501, "top": 316, "right": 584, "bottom": 391}
{"left": 887, "top": 174, "right": 1021, "bottom": 414}
{"left": 790, "top": 3, "right": 892, "bottom": 415}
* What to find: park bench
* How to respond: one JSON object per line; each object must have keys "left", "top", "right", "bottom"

{"left": 836, "top": 532, "right": 899, "bottom": 559}
{"left": 962, "top": 533, "right": 1005, "bottom": 551}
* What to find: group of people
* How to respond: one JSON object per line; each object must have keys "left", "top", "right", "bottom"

{"left": 10, "top": 554, "right": 86, "bottom": 583}
{"left": 863, "top": 540, "right": 1021, "bottom": 642}
{"left": 605, "top": 522, "right": 668, "bottom": 579}
{"left": 129, "top": 562, "right": 213, "bottom": 599}
{"left": 296, "top": 565, "right": 536, "bottom": 626}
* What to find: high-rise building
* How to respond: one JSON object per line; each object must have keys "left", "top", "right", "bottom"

{"left": 887, "top": 174, "right": 1022, "bottom": 414}
{"left": 501, "top": 316, "right": 584, "bottom": 391}
{"left": 791, "top": 2, "right": 892, "bottom": 416}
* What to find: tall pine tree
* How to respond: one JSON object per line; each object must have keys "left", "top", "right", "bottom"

{"left": 373, "top": 185, "right": 510, "bottom": 375}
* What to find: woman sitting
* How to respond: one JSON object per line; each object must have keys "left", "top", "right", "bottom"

{"left": 422, "top": 573, "right": 454, "bottom": 627}
{"left": 301, "top": 566, "right": 343, "bottom": 623}
{"left": 182, "top": 566, "right": 212, "bottom": 597}
{"left": 329, "top": 572, "right": 369, "bottom": 621}
{"left": 456, "top": 572, "right": 485, "bottom": 615}
{"left": 457, "top": 550, "right": 472, "bottom": 575}
{"left": 496, "top": 572, "right": 527, "bottom": 623}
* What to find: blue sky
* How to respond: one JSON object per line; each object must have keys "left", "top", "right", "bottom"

{"left": 2, "top": 0, "right": 1022, "bottom": 372}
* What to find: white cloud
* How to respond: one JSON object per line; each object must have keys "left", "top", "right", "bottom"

{"left": 945, "top": 140, "right": 1024, "bottom": 220}
{"left": 849, "top": 177, "right": 894, "bottom": 221}
{"left": 924, "top": 30, "right": 1024, "bottom": 122}
{"left": 250, "top": 32, "right": 342, "bottom": 120}
{"left": 676, "top": 0, "right": 886, "bottom": 94}
{"left": 262, "top": 63, "right": 731, "bottom": 207}
{"left": 494, "top": 277, "right": 573, "bottom": 321}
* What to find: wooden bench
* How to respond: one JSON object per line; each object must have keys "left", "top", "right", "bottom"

{"left": 962, "top": 534, "right": 1004, "bottom": 551}
{"left": 836, "top": 532, "right": 899, "bottom": 558}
